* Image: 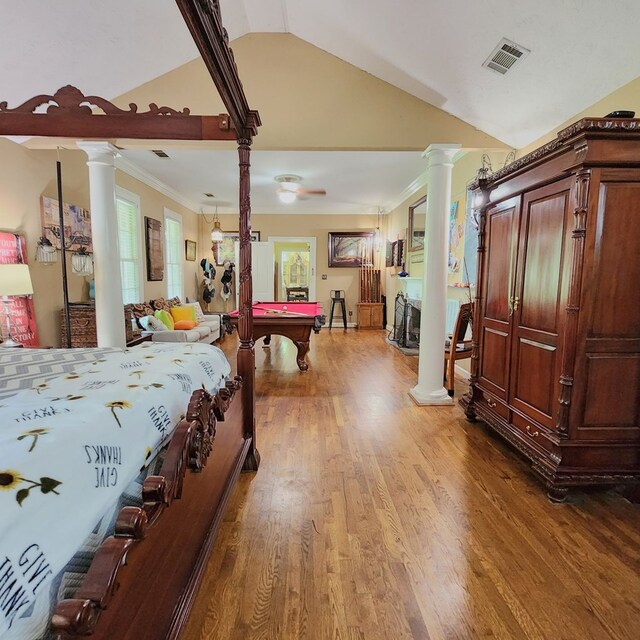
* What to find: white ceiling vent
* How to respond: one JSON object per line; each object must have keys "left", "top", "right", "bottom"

{"left": 483, "top": 38, "right": 530, "bottom": 75}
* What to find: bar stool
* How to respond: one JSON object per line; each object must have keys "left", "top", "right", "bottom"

{"left": 329, "top": 290, "right": 347, "bottom": 329}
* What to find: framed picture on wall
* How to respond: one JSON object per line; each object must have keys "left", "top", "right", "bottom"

{"left": 145, "top": 217, "right": 164, "bottom": 281}
{"left": 385, "top": 241, "right": 393, "bottom": 267}
{"left": 214, "top": 230, "right": 260, "bottom": 266}
{"left": 185, "top": 239, "right": 197, "bottom": 261}
{"left": 327, "top": 231, "right": 374, "bottom": 267}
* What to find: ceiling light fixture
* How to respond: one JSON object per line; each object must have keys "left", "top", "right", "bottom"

{"left": 275, "top": 174, "right": 302, "bottom": 204}
{"left": 278, "top": 190, "right": 297, "bottom": 204}
{"left": 210, "top": 206, "right": 223, "bottom": 243}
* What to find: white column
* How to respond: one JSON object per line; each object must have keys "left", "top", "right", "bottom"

{"left": 410, "top": 143, "right": 461, "bottom": 406}
{"left": 77, "top": 142, "right": 125, "bottom": 348}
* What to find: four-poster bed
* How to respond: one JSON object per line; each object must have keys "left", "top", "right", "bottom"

{"left": 0, "top": 1, "right": 261, "bottom": 638}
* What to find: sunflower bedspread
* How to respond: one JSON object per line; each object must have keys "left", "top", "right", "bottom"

{"left": 0, "top": 342, "right": 231, "bottom": 637}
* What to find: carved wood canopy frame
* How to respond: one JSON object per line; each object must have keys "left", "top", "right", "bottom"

{"left": 0, "top": 0, "right": 261, "bottom": 468}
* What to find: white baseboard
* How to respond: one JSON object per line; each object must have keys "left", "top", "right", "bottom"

{"left": 454, "top": 363, "right": 470, "bottom": 379}
{"left": 326, "top": 322, "right": 357, "bottom": 329}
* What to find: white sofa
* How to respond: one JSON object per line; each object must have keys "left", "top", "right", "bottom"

{"left": 144, "top": 313, "right": 221, "bottom": 344}
{"left": 131, "top": 298, "right": 222, "bottom": 345}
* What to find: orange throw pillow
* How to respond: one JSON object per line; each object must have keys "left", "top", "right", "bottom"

{"left": 174, "top": 320, "right": 197, "bottom": 330}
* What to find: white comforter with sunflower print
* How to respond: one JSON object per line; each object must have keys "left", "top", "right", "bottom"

{"left": 0, "top": 342, "right": 230, "bottom": 637}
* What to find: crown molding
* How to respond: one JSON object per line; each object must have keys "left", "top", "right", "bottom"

{"left": 386, "top": 172, "right": 428, "bottom": 213}
{"left": 115, "top": 155, "right": 200, "bottom": 213}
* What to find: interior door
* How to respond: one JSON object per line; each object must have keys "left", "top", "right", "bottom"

{"left": 508, "top": 179, "right": 573, "bottom": 429}
{"left": 478, "top": 197, "right": 520, "bottom": 400}
{"left": 234, "top": 241, "right": 275, "bottom": 308}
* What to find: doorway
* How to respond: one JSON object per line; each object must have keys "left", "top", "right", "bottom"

{"left": 269, "top": 236, "right": 317, "bottom": 301}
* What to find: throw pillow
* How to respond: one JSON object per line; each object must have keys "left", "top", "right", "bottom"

{"left": 171, "top": 305, "right": 196, "bottom": 323}
{"left": 183, "top": 301, "right": 206, "bottom": 323}
{"left": 131, "top": 303, "right": 154, "bottom": 326}
{"left": 154, "top": 309, "right": 174, "bottom": 330}
{"left": 140, "top": 315, "right": 167, "bottom": 332}
{"left": 151, "top": 297, "right": 171, "bottom": 312}
{"left": 174, "top": 320, "right": 197, "bottom": 330}
{"left": 168, "top": 296, "right": 181, "bottom": 307}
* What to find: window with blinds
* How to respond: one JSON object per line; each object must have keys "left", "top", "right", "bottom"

{"left": 116, "top": 196, "right": 141, "bottom": 304}
{"left": 164, "top": 213, "right": 183, "bottom": 300}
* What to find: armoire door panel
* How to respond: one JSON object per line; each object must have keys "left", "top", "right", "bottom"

{"left": 514, "top": 338, "right": 557, "bottom": 421}
{"left": 509, "top": 179, "right": 573, "bottom": 430}
{"left": 479, "top": 326, "right": 510, "bottom": 393}
{"left": 519, "top": 194, "right": 567, "bottom": 334}
{"left": 589, "top": 181, "right": 640, "bottom": 339}
{"left": 484, "top": 202, "right": 519, "bottom": 323}
{"left": 580, "top": 354, "right": 640, "bottom": 435}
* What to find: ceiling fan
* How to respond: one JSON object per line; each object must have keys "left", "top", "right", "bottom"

{"left": 275, "top": 174, "right": 326, "bottom": 203}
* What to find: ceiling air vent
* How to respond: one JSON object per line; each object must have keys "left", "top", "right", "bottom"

{"left": 483, "top": 38, "right": 530, "bottom": 75}
{"left": 151, "top": 149, "right": 170, "bottom": 158}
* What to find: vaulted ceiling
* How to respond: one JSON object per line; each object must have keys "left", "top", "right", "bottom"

{"left": 2, "top": 0, "right": 639, "bottom": 212}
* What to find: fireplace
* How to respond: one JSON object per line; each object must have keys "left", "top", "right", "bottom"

{"left": 392, "top": 292, "right": 421, "bottom": 349}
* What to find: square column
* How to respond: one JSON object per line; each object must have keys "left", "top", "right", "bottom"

{"left": 409, "top": 144, "right": 461, "bottom": 405}
{"left": 77, "top": 142, "right": 125, "bottom": 348}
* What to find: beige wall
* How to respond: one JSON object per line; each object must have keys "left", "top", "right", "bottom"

{"left": 117, "top": 33, "right": 505, "bottom": 153}
{"left": 0, "top": 139, "right": 199, "bottom": 347}
{"left": 519, "top": 74, "right": 640, "bottom": 155}
{"left": 198, "top": 213, "right": 378, "bottom": 323}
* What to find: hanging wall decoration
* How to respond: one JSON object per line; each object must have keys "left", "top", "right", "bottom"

{"left": 145, "top": 217, "right": 164, "bottom": 281}
{"left": 328, "top": 231, "right": 374, "bottom": 267}
{"left": 0, "top": 232, "right": 39, "bottom": 346}
{"left": 40, "top": 195, "right": 92, "bottom": 253}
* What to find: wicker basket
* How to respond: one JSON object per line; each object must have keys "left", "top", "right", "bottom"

{"left": 60, "top": 303, "right": 133, "bottom": 347}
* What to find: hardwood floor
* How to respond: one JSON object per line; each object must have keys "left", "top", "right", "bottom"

{"left": 184, "top": 330, "right": 640, "bottom": 640}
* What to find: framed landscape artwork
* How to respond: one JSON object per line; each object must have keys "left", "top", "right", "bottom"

{"left": 328, "top": 231, "right": 374, "bottom": 267}
{"left": 145, "top": 217, "right": 164, "bottom": 281}
{"left": 214, "top": 231, "right": 260, "bottom": 266}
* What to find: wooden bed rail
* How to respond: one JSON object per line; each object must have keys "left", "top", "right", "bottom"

{"left": 51, "top": 378, "right": 242, "bottom": 638}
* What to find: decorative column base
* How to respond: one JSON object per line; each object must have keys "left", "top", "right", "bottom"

{"left": 409, "top": 385, "right": 454, "bottom": 406}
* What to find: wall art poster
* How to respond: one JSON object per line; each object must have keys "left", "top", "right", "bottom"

{"left": 448, "top": 200, "right": 464, "bottom": 273}
{"left": 41, "top": 196, "right": 93, "bottom": 253}
{"left": 0, "top": 232, "right": 39, "bottom": 346}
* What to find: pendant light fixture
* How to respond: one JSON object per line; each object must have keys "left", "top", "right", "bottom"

{"left": 71, "top": 246, "right": 93, "bottom": 276}
{"left": 210, "top": 206, "right": 223, "bottom": 243}
{"left": 36, "top": 235, "right": 57, "bottom": 264}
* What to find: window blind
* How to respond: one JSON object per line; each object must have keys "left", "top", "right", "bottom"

{"left": 116, "top": 197, "right": 141, "bottom": 304}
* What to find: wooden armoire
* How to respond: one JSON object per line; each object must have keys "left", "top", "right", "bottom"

{"left": 460, "top": 117, "right": 640, "bottom": 501}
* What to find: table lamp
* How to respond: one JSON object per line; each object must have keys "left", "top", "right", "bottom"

{"left": 0, "top": 263, "right": 34, "bottom": 347}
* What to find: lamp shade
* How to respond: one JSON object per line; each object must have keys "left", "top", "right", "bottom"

{"left": 0, "top": 264, "right": 34, "bottom": 297}
{"left": 36, "top": 236, "right": 57, "bottom": 264}
{"left": 71, "top": 250, "right": 93, "bottom": 276}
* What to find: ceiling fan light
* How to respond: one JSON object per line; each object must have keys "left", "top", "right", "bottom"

{"left": 280, "top": 181, "right": 299, "bottom": 193}
{"left": 278, "top": 190, "right": 297, "bottom": 204}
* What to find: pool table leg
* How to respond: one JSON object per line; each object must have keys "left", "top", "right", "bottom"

{"left": 263, "top": 334, "right": 272, "bottom": 346}
{"left": 295, "top": 341, "right": 310, "bottom": 371}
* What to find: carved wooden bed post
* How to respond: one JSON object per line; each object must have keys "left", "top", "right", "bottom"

{"left": 175, "top": 0, "right": 262, "bottom": 469}
{"left": 237, "top": 133, "right": 260, "bottom": 469}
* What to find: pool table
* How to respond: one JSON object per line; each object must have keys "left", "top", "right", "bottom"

{"left": 225, "top": 302, "right": 325, "bottom": 371}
